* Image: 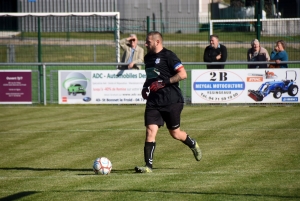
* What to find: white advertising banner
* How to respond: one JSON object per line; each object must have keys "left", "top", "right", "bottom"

{"left": 192, "top": 69, "right": 299, "bottom": 103}
{"left": 58, "top": 70, "right": 146, "bottom": 104}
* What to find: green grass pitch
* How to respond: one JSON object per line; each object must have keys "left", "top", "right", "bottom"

{"left": 0, "top": 105, "right": 300, "bottom": 201}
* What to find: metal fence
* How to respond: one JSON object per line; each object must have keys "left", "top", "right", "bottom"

{"left": 1, "top": 16, "right": 299, "bottom": 65}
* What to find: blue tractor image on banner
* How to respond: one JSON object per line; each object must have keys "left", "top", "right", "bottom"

{"left": 248, "top": 70, "right": 298, "bottom": 102}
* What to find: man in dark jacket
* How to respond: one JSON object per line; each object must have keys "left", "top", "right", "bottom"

{"left": 203, "top": 35, "right": 227, "bottom": 69}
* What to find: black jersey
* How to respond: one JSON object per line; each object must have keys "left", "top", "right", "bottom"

{"left": 144, "top": 48, "right": 184, "bottom": 107}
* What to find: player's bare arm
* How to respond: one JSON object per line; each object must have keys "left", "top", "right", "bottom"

{"left": 169, "top": 68, "right": 187, "bottom": 84}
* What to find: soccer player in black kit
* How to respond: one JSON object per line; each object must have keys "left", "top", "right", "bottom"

{"left": 135, "top": 31, "right": 202, "bottom": 173}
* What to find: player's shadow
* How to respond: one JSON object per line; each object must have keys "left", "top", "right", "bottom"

{"left": 0, "top": 167, "right": 137, "bottom": 175}
{"left": 78, "top": 169, "right": 136, "bottom": 175}
{"left": 1, "top": 189, "right": 299, "bottom": 201}
{"left": 0, "top": 167, "right": 90, "bottom": 172}
{"left": 0, "top": 191, "right": 38, "bottom": 201}
{"left": 111, "top": 169, "right": 136, "bottom": 173}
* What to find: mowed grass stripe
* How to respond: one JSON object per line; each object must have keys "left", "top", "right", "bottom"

{"left": 0, "top": 127, "right": 299, "bottom": 135}
{"left": 0, "top": 105, "right": 299, "bottom": 201}
{"left": 1, "top": 167, "right": 300, "bottom": 179}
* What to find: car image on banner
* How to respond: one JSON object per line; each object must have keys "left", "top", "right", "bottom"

{"left": 59, "top": 71, "right": 91, "bottom": 104}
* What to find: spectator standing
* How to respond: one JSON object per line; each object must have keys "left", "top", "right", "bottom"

{"left": 203, "top": 35, "right": 227, "bottom": 69}
{"left": 270, "top": 40, "right": 288, "bottom": 68}
{"left": 247, "top": 39, "right": 270, "bottom": 68}
{"left": 118, "top": 34, "right": 144, "bottom": 70}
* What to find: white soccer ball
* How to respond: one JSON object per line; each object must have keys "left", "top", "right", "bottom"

{"left": 93, "top": 157, "right": 112, "bottom": 175}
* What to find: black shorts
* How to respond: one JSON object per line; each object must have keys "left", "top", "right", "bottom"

{"left": 144, "top": 102, "right": 183, "bottom": 130}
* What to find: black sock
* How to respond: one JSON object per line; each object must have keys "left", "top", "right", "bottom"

{"left": 144, "top": 141, "right": 156, "bottom": 169}
{"left": 182, "top": 135, "right": 195, "bottom": 148}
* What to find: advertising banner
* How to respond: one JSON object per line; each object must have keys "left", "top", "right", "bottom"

{"left": 0, "top": 70, "right": 32, "bottom": 104}
{"left": 192, "top": 69, "right": 299, "bottom": 103}
{"left": 58, "top": 70, "right": 146, "bottom": 104}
